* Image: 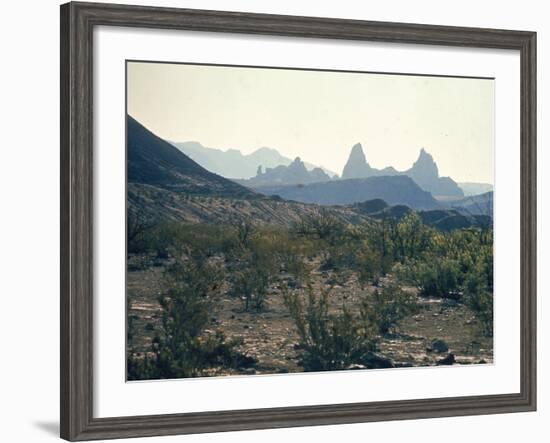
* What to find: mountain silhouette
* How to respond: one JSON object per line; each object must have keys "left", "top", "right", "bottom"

{"left": 238, "top": 157, "right": 332, "bottom": 187}
{"left": 450, "top": 191, "right": 493, "bottom": 216}
{"left": 341, "top": 144, "right": 463, "bottom": 197}
{"left": 457, "top": 182, "right": 494, "bottom": 196}
{"left": 173, "top": 141, "right": 336, "bottom": 179}
{"left": 254, "top": 175, "right": 441, "bottom": 210}
{"left": 127, "top": 115, "right": 255, "bottom": 198}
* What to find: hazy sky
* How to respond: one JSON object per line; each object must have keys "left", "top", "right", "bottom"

{"left": 127, "top": 61, "right": 494, "bottom": 183}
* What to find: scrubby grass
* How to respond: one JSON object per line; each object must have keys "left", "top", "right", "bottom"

{"left": 127, "top": 253, "right": 253, "bottom": 380}
{"left": 128, "top": 208, "right": 494, "bottom": 378}
{"left": 282, "top": 285, "right": 379, "bottom": 371}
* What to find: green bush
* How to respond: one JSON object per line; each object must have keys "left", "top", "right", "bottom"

{"left": 395, "top": 212, "right": 433, "bottom": 262}
{"left": 230, "top": 267, "right": 271, "bottom": 311}
{"left": 355, "top": 243, "right": 392, "bottom": 287}
{"left": 398, "top": 256, "right": 461, "bottom": 299}
{"left": 127, "top": 210, "right": 156, "bottom": 254}
{"left": 282, "top": 286, "right": 379, "bottom": 371}
{"left": 361, "top": 284, "right": 419, "bottom": 334}
{"left": 463, "top": 257, "right": 494, "bottom": 336}
{"left": 293, "top": 209, "right": 347, "bottom": 246}
{"left": 228, "top": 226, "right": 287, "bottom": 311}
{"left": 127, "top": 253, "right": 250, "bottom": 380}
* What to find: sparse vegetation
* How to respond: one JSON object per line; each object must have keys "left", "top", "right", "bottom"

{"left": 127, "top": 252, "right": 252, "bottom": 380}
{"left": 362, "top": 284, "right": 419, "bottom": 335}
{"left": 282, "top": 285, "right": 379, "bottom": 371}
{"left": 128, "top": 207, "right": 494, "bottom": 378}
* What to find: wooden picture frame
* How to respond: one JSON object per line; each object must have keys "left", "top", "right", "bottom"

{"left": 60, "top": 1, "right": 536, "bottom": 440}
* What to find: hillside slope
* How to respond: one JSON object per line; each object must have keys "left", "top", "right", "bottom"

{"left": 128, "top": 183, "right": 366, "bottom": 226}
{"left": 173, "top": 141, "right": 337, "bottom": 179}
{"left": 127, "top": 116, "right": 255, "bottom": 198}
{"left": 252, "top": 175, "right": 441, "bottom": 210}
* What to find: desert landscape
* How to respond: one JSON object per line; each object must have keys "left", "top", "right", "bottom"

{"left": 126, "top": 115, "right": 494, "bottom": 380}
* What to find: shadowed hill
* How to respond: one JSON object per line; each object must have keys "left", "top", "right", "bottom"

{"left": 252, "top": 175, "right": 441, "bottom": 210}
{"left": 127, "top": 115, "right": 256, "bottom": 198}
{"left": 128, "top": 183, "right": 367, "bottom": 227}
{"left": 352, "top": 199, "right": 491, "bottom": 231}
{"left": 173, "top": 141, "right": 337, "bottom": 179}
{"left": 236, "top": 157, "right": 332, "bottom": 187}
{"left": 449, "top": 192, "right": 493, "bottom": 216}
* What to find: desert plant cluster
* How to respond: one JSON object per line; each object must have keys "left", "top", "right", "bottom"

{"left": 127, "top": 209, "right": 493, "bottom": 380}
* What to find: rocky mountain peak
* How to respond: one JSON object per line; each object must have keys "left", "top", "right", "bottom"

{"left": 410, "top": 148, "right": 439, "bottom": 178}
{"left": 349, "top": 143, "right": 366, "bottom": 162}
{"left": 340, "top": 144, "right": 463, "bottom": 198}
{"left": 244, "top": 155, "right": 330, "bottom": 187}
{"left": 342, "top": 143, "right": 373, "bottom": 179}
{"left": 288, "top": 157, "right": 308, "bottom": 173}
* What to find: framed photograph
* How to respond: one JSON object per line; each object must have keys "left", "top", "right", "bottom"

{"left": 60, "top": 1, "right": 536, "bottom": 441}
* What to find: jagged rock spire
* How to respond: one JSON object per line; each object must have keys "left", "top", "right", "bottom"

{"left": 408, "top": 148, "right": 439, "bottom": 187}
{"left": 341, "top": 143, "right": 373, "bottom": 179}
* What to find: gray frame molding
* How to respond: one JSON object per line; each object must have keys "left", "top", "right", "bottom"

{"left": 60, "top": 2, "right": 536, "bottom": 441}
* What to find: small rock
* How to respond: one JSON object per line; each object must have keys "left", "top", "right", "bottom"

{"left": 436, "top": 353, "right": 455, "bottom": 365}
{"left": 347, "top": 364, "right": 366, "bottom": 370}
{"left": 364, "top": 352, "right": 395, "bottom": 369}
{"left": 479, "top": 359, "right": 487, "bottom": 364}
{"left": 395, "top": 362, "right": 414, "bottom": 368}
{"left": 427, "top": 339, "right": 449, "bottom": 353}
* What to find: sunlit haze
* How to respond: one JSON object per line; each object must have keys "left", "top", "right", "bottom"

{"left": 127, "top": 61, "right": 494, "bottom": 183}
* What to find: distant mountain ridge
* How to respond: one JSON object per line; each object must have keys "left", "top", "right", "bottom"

{"left": 458, "top": 182, "right": 494, "bottom": 196}
{"left": 173, "top": 141, "right": 337, "bottom": 179}
{"left": 128, "top": 115, "right": 491, "bottom": 230}
{"left": 352, "top": 199, "right": 491, "bottom": 231}
{"left": 236, "top": 157, "right": 332, "bottom": 187}
{"left": 127, "top": 116, "right": 365, "bottom": 227}
{"left": 127, "top": 115, "right": 255, "bottom": 199}
{"left": 449, "top": 191, "right": 493, "bottom": 216}
{"left": 342, "top": 143, "right": 464, "bottom": 198}
{"left": 253, "top": 175, "right": 441, "bottom": 210}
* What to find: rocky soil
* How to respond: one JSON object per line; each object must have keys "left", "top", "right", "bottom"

{"left": 127, "top": 255, "right": 493, "bottom": 377}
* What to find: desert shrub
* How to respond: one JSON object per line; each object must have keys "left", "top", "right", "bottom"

{"left": 394, "top": 212, "right": 433, "bottom": 261}
{"left": 361, "top": 284, "right": 419, "bottom": 334}
{"left": 282, "top": 286, "right": 379, "bottom": 371}
{"left": 355, "top": 242, "right": 393, "bottom": 287}
{"left": 228, "top": 230, "right": 282, "bottom": 311}
{"left": 320, "top": 243, "right": 356, "bottom": 271}
{"left": 155, "top": 254, "right": 222, "bottom": 378}
{"left": 230, "top": 266, "right": 271, "bottom": 311}
{"left": 236, "top": 221, "right": 254, "bottom": 249}
{"left": 167, "top": 224, "right": 241, "bottom": 258}
{"left": 127, "top": 253, "right": 249, "bottom": 380}
{"left": 293, "top": 209, "right": 347, "bottom": 246}
{"left": 398, "top": 256, "right": 461, "bottom": 299}
{"left": 127, "top": 210, "right": 156, "bottom": 254}
{"left": 278, "top": 246, "right": 311, "bottom": 285}
{"left": 127, "top": 352, "right": 159, "bottom": 380}
{"left": 464, "top": 273, "right": 493, "bottom": 336}
{"left": 133, "top": 223, "right": 242, "bottom": 260}
{"left": 463, "top": 245, "right": 494, "bottom": 336}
